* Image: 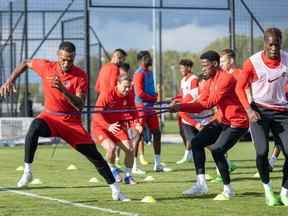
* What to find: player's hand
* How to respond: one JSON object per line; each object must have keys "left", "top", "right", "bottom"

{"left": 246, "top": 107, "right": 261, "bottom": 122}
{"left": 135, "top": 123, "right": 143, "bottom": 133}
{"left": 50, "top": 76, "right": 66, "bottom": 92}
{"left": 168, "top": 102, "right": 180, "bottom": 113}
{"left": 108, "top": 122, "right": 121, "bottom": 134}
{"left": 0, "top": 80, "right": 16, "bottom": 97}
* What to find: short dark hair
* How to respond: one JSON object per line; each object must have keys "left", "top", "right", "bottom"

{"left": 264, "top": 27, "right": 282, "bottom": 41}
{"left": 119, "top": 63, "right": 130, "bottom": 72}
{"left": 58, "top": 41, "right": 76, "bottom": 53}
{"left": 179, "top": 59, "right": 194, "bottom": 68}
{"left": 220, "top": 49, "right": 236, "bottom": 59}
{"left": 200, "top": 50, "right": 220, "bottom": 65}
{"left": 117, "top": 74, "right": 130, "bottom": 83}
{"left": 137, "top": 50, "right": 151, "bottom": 61}
{"left": 113, "top": 48, "right": 127, "bottom": 57}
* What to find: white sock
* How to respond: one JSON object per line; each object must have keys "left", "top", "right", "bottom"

{"left": 110, "top": 182, "right": 120, "bottom": 193}
{"left": 24, "top": 163, "right": 32, "bottom": 173}
{"left": 154, "top": 154, "right": 161, "bottom": 166}
{"left": 280, "top": 187, "right": 288, "bottom": 196}
{"left": 263, "top": 182, "right": 272, "bottom": 193}
{"left": 197, "top": 174, "right": 206, "bottom": 186}
{"left": 125, "top": 168, "right": 132, "bottom": 177}
{"left": 133, "top": 158, "right": 137, "bottom": 169}
{"left": 269, "top": 155, "right": 277, "bottom": 168}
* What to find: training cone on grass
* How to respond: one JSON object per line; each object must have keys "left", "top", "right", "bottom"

{"left": 16, "top": 166, "right": 24, "bottom": 171}
{"left": 144, "top": 176, "right": 155, "bottom": 182}
{"left": 88, "top": 177, "right": 99, "bottom": 183}
{"left": 66, "top": 164, "right": 78, "bottom": 170}
{"left": 30, "top": 178, "right": 43, "bottom": 185}
{"left": 141, "top": 196, "right": 156, "bottom": 203}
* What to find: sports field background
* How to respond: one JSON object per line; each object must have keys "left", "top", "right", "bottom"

{"left": 0, "top": 140, "right": 286, "bottom": 216}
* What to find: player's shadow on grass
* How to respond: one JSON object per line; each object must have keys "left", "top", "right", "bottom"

{"left": 238, "top": 192, "right": 264, "bottom": 198}
{"left": 155, "top": 193, "right": 218, "bottom": 201}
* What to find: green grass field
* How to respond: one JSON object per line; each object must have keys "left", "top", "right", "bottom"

{"left": 0, "top": 142, "right": 287, "bottom": 216}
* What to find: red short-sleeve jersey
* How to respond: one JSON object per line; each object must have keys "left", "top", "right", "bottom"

{"left": 31, "top": 59, "right": 88, "bottom": 114}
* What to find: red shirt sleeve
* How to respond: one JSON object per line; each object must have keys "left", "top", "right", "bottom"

{"left": 190, "top": 78, "right": 199, "bottom": 89}
{"left": 31, "top": 59, "right": 50, "bottom": 78}
{"left": 134, "top": 72, "right": 157, "bottom": 102}
{"left": 235, "top": 59, "right": 258, "bottom": 110}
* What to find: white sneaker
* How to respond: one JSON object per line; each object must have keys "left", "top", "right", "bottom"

{"left": 132, "top": 167, "right": 146, "bottom": 175}
{"left": 153, "top": 164, "right": 172, "bottom": 172}
{"left": 182, "top": 183, "right": 208, "bottom": 197}
{"left": 112, "top": 191, "right": 131, "bottom": 202}
{"left": 17, "top": 172, "right": 33, "bottom": 188}
{"left": 224, "top": 189, "right": 235, "bottom": 198}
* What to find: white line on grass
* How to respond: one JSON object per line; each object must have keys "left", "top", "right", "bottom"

{"left": 0, "top": 187, "right": 138, "bottom": 216}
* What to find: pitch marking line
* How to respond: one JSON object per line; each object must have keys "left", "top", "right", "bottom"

{"left": 0, "top": 187, "right": 138, "bottom": 216}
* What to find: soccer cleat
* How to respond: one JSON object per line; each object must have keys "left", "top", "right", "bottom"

{"left": 265, "top": 190, "right": 280, "bottom": 206}
{"left": 139, "top": 157, "right": 149, "bottom": 166}
{"left": 112, "top": 168, "right": 122, "bottom": 183}
{"left": 17, "top": 172, "right": 33, "bottom": 188}
{"left": 124, "top": 176, "right": 137, "bottom": 185}
{"left": 182, "top": 183, "right": 208, "bottom": 197}
{"left": 280, "top": 193, "right": 288, "bottom": 206}
{"left": 132, "top": 167, "right": 146, "bottom": 175}
{"left": 210, "top": 176, "right": 223, "bottom": 183}
{"left": 153, "top": 164, "right": 172, "bottom": 172}
{"left": 112, "top": 191, "right": 131, "bottom": 202}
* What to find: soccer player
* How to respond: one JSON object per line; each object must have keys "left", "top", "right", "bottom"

{"left": 133, "top": 50, "right": 170, "bottom": 172}
{"left": 95, "top": 48, "right": 127, "bottom": 94}
{"left": 170, "top": 50, "right": 248, "bottom": 200}
{"left": 236, "top": 27, "right": 288, "bottom": 206}
{"left": 174, "top": 59, "right": 199, "bottom": 164}
{"left": 0, "top": 41, "right": 129, "bottom": 201}
{"left": 91, "top": 74, "right": 142, "bottom": 184}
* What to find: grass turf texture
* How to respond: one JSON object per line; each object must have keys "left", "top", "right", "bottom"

{"left": 0, "top": 142, "right": 287, "bottom": 216}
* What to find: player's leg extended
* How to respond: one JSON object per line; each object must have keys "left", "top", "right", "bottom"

{"left": 17, "top": 118, "right": 51, "bottom": 188}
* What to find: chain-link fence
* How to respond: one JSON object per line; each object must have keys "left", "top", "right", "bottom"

{"left": 1, "top": 0, "right": 288, "bottom": 123}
